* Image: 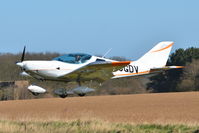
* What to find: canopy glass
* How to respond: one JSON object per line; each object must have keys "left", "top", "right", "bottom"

{"left": 53, "top": 53, "right": 92, "bottom": 64}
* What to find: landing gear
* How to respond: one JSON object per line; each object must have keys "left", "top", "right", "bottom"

{"left": 78, "top": 93, "right": 86, "bottom": 97}
{"left": 77, "top": 77, "right": 82, "bottom": 86}
{"left": 27, "top": 85, "right": 47, "bottom": 96}
{"left": 54, "top": 79, "right": 95, "bottom": 98}
{"left": 54, "top": 88, "right": 68, "bottom": 98}
{"left": 31, "top": 92, "right": 40, "bottom": 96}
{"left": 54, "top": 86, "right": 95, "bottom": 98}
{"left": 75, "top": 79, "right": 89, "bottom": 97}
{"left": 59, "top": 94, "right": 68, "bottom": 98}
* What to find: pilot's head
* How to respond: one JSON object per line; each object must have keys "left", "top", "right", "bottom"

{"left": 76, "top": 55, "right": 81, "bottom": 61}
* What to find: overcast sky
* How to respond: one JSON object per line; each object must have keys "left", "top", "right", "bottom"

{"left": 0, "top": 0, "right": 198, "bottom": 59}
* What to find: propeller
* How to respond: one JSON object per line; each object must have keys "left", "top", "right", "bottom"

{"left": 16, "top": 46, "right": 26, "bottom": 68}
{"left": 21, "top": 46, "right": 26, "bottom": 62}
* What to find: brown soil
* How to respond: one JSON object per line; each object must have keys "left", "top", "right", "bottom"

{"left": 0, "top": 92, "right": 198, "bottom": 124}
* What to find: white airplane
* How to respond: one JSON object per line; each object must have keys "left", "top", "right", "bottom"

{"left": 16, "top": 41, "right": 183, "bottom": 98}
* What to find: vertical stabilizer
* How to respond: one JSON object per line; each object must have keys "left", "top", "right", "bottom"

{"left": 137, "top": 41, "right": 174, "bottom": 68}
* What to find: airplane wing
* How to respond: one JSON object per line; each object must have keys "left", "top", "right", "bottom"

{"left": 58, "top": 61, "right": 131, "bottom": 82}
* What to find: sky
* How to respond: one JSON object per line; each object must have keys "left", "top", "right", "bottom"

{"left": 0, "top": 0, "right": 199, "bottom": 59}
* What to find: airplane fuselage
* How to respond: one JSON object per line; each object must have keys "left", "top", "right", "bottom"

{"left": 20, "top": 59, "right": 156, "bottom": 82}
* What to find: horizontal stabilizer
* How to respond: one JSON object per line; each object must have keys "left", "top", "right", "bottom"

{"left": 150, "top": 66, "right": 184, "bottom": 72}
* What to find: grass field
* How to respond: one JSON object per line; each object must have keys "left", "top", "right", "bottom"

{"left": 0, "top": 92, "right": 198, "bottom": 132}
{"left": 0, "top": 120, "right": 198, "bottom": 133}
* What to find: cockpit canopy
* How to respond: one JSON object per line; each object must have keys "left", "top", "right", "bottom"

{"left": 53, "top": 53, "right": 92, "bottom": 64}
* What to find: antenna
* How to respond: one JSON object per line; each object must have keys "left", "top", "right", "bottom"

{"left": 102, "top": 48, "right": 112, "bottom": 58}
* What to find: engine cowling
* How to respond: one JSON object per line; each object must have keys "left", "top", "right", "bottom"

{"left": 28, "top": 85, "right": 46, "bottom": 96}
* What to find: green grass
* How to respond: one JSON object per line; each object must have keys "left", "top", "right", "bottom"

{"left": 0, "top": 120, "right": 198, "bottom": 133}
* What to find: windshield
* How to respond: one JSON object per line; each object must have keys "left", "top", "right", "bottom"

{"left": 53, "top": 53, "right": 92, "bottom": 64}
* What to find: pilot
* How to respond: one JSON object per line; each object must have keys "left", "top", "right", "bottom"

{"left": 75, "top": 55, "right": 81, "bottom": 63}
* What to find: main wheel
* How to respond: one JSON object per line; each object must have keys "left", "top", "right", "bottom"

{"left": 32, "top": 92, "right": 39, "bottom": 96}
{"left": 59, "top": 94, "right": 68, "bottom": 98}
{"left": 78, "top": 94, "right": 86, "bottom": 97}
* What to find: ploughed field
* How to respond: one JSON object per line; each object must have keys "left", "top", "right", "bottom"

{"left": 0, "top": 92, "right": 198, "bottom": 124}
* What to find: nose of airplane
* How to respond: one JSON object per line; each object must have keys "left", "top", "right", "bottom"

{"left": 16, "top": 62, "right": 24, "bottom": 68}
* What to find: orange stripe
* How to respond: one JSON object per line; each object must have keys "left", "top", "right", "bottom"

{"left": 152, "top": 42, "right": 174, "bottom": 53}
{"left": 112, "top": 61, "right": 131, "bottom": 66}
{"left": 175, "top": 66, "right": 185, "bottom": 68}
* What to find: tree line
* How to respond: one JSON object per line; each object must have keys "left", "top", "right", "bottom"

{"left": 147, "top": 47, "right": 199, "bottom": 92}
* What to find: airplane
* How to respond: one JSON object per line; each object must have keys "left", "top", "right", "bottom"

{"left": 16, "top": 41, "right": 183, "bottom": 98}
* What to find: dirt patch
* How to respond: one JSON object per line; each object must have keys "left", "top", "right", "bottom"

{"left": 0, "top": 92, "right": 198, "bottom": 124}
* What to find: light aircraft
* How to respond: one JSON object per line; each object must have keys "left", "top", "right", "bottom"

{"left": 16, "top": 41, "right": 183, "bottom": 98}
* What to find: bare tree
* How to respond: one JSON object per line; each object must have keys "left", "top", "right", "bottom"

{"left": 177, "top": 59, "right": 199, "bottom": 91}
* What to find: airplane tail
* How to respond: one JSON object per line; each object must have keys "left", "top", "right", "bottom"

{"left": 136, "top": 41, "right": 174, "bottom": 68}
{"left": 112, "top": 41, "right": 184, "bottom": 79}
